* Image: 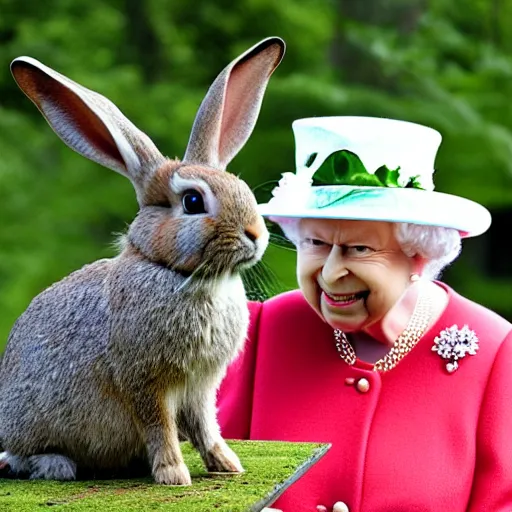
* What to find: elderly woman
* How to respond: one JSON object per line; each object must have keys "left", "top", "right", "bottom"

{"left": 217, "top": 117, "right": 512, "bottom": 512}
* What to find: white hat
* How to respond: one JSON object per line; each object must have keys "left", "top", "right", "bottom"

{"left": 258, "top": 116, "right": 491, "bottom": 238}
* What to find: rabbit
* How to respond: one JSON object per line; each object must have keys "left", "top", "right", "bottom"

{"left": 0, "top": 37, "right": 285, "bottom": 485}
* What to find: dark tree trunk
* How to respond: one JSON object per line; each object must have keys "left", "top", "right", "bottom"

{"left": 123, "top": 0, "right": 164, "bottom": 83}
{"left": 490, "top": 0, "right": 502, "bottom": 46}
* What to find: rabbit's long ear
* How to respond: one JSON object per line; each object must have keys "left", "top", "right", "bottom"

{"left": 183, "top": 37, "right": 285, "bottom": 170}
{"left": 11, "top": 57, "right": 166, "bottom": 196}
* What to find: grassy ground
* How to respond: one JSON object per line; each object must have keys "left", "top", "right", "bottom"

{"left": 0, "top": 441, "right": 329, "bottom": 511}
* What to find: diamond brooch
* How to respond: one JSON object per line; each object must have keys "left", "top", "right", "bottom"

{"left": 431, "top": 324, "right": 479, "bottom": 373}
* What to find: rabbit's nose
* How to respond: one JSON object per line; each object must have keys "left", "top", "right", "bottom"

{"left": 244, "top": 218, "right": 266, "bottom": 243}
{"left": 244, "top": 227, "right": 258, "bottom": 243}
{"left": 244, "top": 229, "right": 257, "bottom": 243}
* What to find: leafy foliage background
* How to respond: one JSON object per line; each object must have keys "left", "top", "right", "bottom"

{"left": 1, "top": 0, "right": 511, "bottom": 350}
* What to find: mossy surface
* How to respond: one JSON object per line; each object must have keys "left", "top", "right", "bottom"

{"left": 0, "top": 441, "right": 328, "bottom": 511}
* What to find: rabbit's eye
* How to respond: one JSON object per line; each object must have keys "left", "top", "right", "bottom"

{"left": 182, "top": 189, "right": 206, "bottom": 214}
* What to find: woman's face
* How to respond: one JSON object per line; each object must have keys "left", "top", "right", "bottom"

{"left": 296, "top": 218, "right": 415, "bottom": 333}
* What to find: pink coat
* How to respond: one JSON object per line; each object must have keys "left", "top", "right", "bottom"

{"left": 217, "top": 283, "right": 512, "bottom": 511}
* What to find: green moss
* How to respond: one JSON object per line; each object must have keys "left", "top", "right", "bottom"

{"left": 0, "top": 441, "right": 329, "bottom": 511}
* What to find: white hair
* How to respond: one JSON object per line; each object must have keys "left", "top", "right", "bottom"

{"left": 270, "top": 217, "right": 462, "bottom": 280}
{"left": 393, "top": 222, "right": 461, "bottom": 279}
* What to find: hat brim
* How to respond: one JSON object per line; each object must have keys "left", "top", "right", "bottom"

{"left": 258, "top": 186, "right": 491, "bottom": 238}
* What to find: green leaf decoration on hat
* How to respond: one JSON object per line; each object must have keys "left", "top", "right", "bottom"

{"left": 374, "top": 166, "right": 400, "bottom": 187}
{"left": 311, "top": 150, "right": 424, "bottom": 189}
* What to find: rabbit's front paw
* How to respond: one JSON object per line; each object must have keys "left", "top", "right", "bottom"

{"left": 153, "top": 462, "right": 192, "bottom": 486}
{"left": 205, "top": 441, "right": 244, "bottom": 473}
{"left": 28, "top": 454, "right": 77, "bottom": 480}
{"left": 0, "top": 451, "right": 30, "bottom": 476}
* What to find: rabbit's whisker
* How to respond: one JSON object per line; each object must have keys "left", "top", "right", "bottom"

{"left": 173, "top": 261, "right": 208, "bottom": 293}
{"left": 269, "top": 232, "right": 296, "bottom": 251}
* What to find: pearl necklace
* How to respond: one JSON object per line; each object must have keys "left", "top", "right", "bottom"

{"left": 333, "top": 287, "right": 432, "bottom": 372}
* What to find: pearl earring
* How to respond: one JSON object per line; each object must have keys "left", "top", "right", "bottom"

{"left": 410, "top": 273, "right": 420, "bottom": 282}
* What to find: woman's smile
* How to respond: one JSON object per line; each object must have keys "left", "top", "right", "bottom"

{"left": 322, "top": 290, "right": 368, "bottom": 308}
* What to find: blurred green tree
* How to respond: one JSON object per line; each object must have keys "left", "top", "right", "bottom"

{"left": 0, "top": 0, "right": 511, "bottom": 351}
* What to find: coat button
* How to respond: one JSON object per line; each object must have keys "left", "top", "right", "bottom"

{"left": 356, "top": 378, "right": 370, "bottom": 393}
{"left": 333, "top": 501, "right": 350, "bottom": 512}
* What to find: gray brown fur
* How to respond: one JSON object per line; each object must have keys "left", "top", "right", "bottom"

{"left": 0, "top": 37, "right": 285, "bottom": 485}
